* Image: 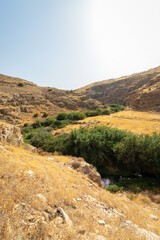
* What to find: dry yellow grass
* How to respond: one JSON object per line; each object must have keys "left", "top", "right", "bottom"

{"left": 52, "top": 110, "right": 160, "bottom": 136}
{"left": 0, "top": 142, "right": 160, "bottom": 239}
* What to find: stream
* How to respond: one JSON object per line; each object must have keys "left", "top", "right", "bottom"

{"left": 101, "top": 173, "right": 142, "bottom": 188}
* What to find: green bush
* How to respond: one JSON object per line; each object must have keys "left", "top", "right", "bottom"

{"left": 85, "top": 110, "right": 98, "bottom": 117}
{"left": 67, "top": 112, "right": 86, "bottom": 120}
{"left": 109, "top": 104, "right": 125, "bottom": 113}
{"left": 56, "top": 112, "right": 68, "bottom": 120}
{"left": 17, "top": 83, "right": 24, "bottom": 87}
{"left": 57, "top": 126, "right": 160, "bottom": 177}
{"left": 23, "top": 123, "right": 29, "bottom": 127}
{"left": 61, "top": 126, "right": 127, "bottom": 167}
{"left": 30, "top": 131, "right": 54, "bottom": 148}
{"left": 33, "top": 113, "right": 39, "bottom": 118}
{"left": 114, "top": 133, "right": 160, "bottom": 175}
{"left": 21, "top": 126, "right": 33, "bottom": 134}
{"left": 111, "top": 177, "right": 160, "bottom": 193}
{"left": 32, "top": 119, "right": 44, "bottom": 128}
{"left": 85, "top": 108, "right": 110, "bottom": 117}
{"left": 101, "top": 109, "right": 110, "bottom": 115}
{"left": 43, "top": 117, "right": 57, "bottom": 126}
{"left": 42, "top": 112, "right": 48, "bottom": 118}
{"left": 106, "top": 184, "right": 123, "bottom": 193}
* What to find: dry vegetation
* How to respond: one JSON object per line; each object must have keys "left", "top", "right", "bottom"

{"left": 1, "top": 65, "right": 160, "bottom": 127}
{"left": 1, "top": 67, "right": 160, "bottom": 239}
{"left": 75, "top": 66, "right": 160, "bottom": 112}
{"left": 52, "top": 110, "right": 160, "bottom": 136}
{"left": 0, "top": 141, "right": 160, "bottom": 239}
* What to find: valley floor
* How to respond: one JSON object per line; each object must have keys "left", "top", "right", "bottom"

{"left": 52, "top": 110, "right": 160, "bottom": 136}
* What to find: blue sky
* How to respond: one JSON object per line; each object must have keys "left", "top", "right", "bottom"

{"left": 0, "top": 0, "right": 160, "bottom": 89}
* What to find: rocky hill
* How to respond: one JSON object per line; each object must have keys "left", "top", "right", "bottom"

{"left": 0, "top": 74, "right": 105, "bottom": 125}
{"left": 76, "top": 66, "right": 160, "bottom": 111}
{"left": 0, "top": 66, "right": 160, "bottom": 125}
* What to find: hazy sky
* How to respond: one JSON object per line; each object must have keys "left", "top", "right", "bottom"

{"left": 0, "top": 0, "right": 160, "bottom": 89}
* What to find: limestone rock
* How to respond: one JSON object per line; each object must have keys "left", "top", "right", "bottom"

{"left": 150, "top": 214, "right": 158, "bottom": 221}
{"left": 98, "top": 220, "right": 105, "bottom": 225}
{"left": 70, "top": 158, "right": 102, "bottom": 187}
{"left": 0, "top": 123, "right": 23, "bottom": 145}
{"left": 55, "top": 207, "right": 72, "bottom": 226}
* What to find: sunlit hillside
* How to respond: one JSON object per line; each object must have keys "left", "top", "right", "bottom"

{"left": 0, "top": 142, "right": 160, "bottom": 239}
{"left": 52, "top": 110, "right": 160, "bottom": 136}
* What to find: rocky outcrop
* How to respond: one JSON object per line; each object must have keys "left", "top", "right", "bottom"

{"left": 0, "top": 123, "right": 23, "bottom": 145}
{"left": 119, "top": 220, "right": 160, "bottom": 240}
{"left": 69, "top": 158, "right": 102, "bottom": 187}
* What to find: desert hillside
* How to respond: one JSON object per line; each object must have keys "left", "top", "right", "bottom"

{"left": 0, "top": 65, "right": 160, "bottom": 125}
{"left": 0, "top": 139, "right": 160, "bottom": 240}
{"left": 76, "top": 66, "right": 160, "bottom": 111}
{"left": 0, "top": 74, "right": 105, "bottom": 125}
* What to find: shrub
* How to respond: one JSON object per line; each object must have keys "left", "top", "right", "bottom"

{"left": 32, "top": 119, "right": 44, "bottom": 128}
{"left": 17, "top": 83, "right": 24, "bottom": 87}
{"left": 23, "top": 123, "right": 29, "bottom": 127}
{"left": 62, "top": 126, "right": 127, "bottom": 167}
{"left": 67, "top": 112, "right": 86, "bottom": 120}
{"left": 109, "top": 104, "right": 125, "bottom": 113}
{"left": 85, "top": 110, "right": 98, "bottom": 117}
{"left": 21, "top": 126, "right": 33, "bottom": 134}
{"left": 106, "top": 184, "right": 123, "bottom": 193}
{"left": 43, "top": 117, "right": 56, "bottom": 126}
{"left": 30, "top": 131, "right": 54, "bottom": 148}
{"left": 33, "top": 113, "right": 39, "bottom": 118}
{"left": 56, "top": 112, "right": 68, "bottom": 120}
{"left": 101, "top": 109, "right": 110, "bottom": 115}
{"left": 42, "top": 112, "right": 48, "bottom": 118}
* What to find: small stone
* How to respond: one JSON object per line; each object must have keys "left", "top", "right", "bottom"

{"left": 37, "top": 194, "right": 47, "bottom": 203}
{"left": 53, "top": 216, "right": 63, "bottom": 225}
{"left": 98, "top": 220, "right": 105, "bottom": 225}
{"left": 25, "top": 170, "right": 34, "bottom": 176}
{"left": 77, "top": 198, "right": 82, "bottom": 201}
{"left": 96, "top": 236, "right": 106, "bottom": 240}
{"left": 150, "top": 214, "right": 158, "bottom": 221}
{"left": 78, "top": 226, "right": 86, "bottom": 234}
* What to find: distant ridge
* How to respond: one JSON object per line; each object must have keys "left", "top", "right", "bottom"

{"left": 0, "top": 65, "right": 160, "bottom": 125}
{"left": 76, "top": 66, "right": 160, "bottom": 111}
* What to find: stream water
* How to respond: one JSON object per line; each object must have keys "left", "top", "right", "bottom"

{"left": 101, "top": 173, "right": 142, "bottom": 188}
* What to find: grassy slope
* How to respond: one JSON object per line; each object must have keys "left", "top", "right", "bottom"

{"left": 52, "top": 110, "right": 160, "bottom": 136}
{"left": 0, "top": 142, "right": 160, "bottom": 239}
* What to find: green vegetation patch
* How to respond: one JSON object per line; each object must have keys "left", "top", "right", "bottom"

{"left": 106, "top": 177, "right": 160, "bottom": 193}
